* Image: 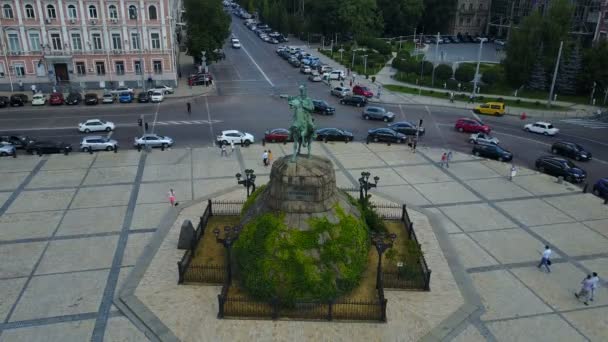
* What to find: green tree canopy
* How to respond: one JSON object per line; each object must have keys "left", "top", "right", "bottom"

{"left": 377, "top": 0, "right": 423, "bottom": 37}
{"left": 434, "top": 64, "right": 453, "bottom": 81}
{"left": 455, "top": 64, "right": 475, "bottom": 83}
{"left": 184, "top": 0, "right": 230, "bottom": 62}
{"left": 420, "top": 0, "right": 457, "bottom": 34}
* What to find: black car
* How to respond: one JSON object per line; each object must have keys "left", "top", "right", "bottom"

{"left": 288, "top": 57, "right": 301, "bottom": 67}
{"left": 388, "top": 121, "right": 425, "bottom": 136}
{"left": 472, "top": 143, "right": 513, "bottom": 162}
{"left": 25, "top": 141, "right": 72, "bottom": 155}
{"left": 339, "top": 95, "right": 368, "bottom": 107}
{"left": 312, "top": 100, "right": 335, "bottom": 115}
{"left": 66, "top": 92, "right": 82, "bottom": 105}
{"left": 137, "top": 92, "right": 150, "bottom": 103}
{"left": 551, "top": 141, "right": 591, "bottom": 161}
{"left": 0, "top": 96, "right": 8, "bottom": 108}
{"left": 1, "top": 135, "right": 35, "bottom": 149}
{"left": 535, "top": 156, "right": 586, "bottom": 183}
{"left": 367, "top": 128, "right": 406, "bottom": 143}
{"left": 84, "top": 93, "right": 99, "bottom": 105}
{"left": 315, "top": 128, "right": 354, "bottom": 142}
{"left": 10, "top": 94, "right": 27, "bottom": 106}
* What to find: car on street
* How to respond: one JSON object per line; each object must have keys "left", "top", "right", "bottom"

{"left": 80, "top": 136, "right": 118, "bottom": 152}
{"left": 49, "top": 92, "right": 65, "bottom": 105}
{"left": 469, "top": 132, "right": 499, "bottom": 144}
{"left": 78, "top": 119, "right": 115, "bottom": 133}
{"left": 31, "top": 93, "right": 47, "bottom": 106}
{"left": 362, "top": 106, "right": 395, "bottom": 122}
{"left": 0, "top": 144, "right": 16, "bottom": 157}
{"left": 232, "top": 39, "right": 241, "bottom": 48}
{"left": 85, "top": 93, "right": 99, "bottom": 105}
{"left": 312, "top": 100, "right": 335, "bottom": 115}
{"left": 367, "top": 128, "right": 406, "bottom": 143}
{"left": 308, "top": 72, "right": 322, "bottom": 82}
{"left": 149, "top": 85, "right": 174, "bottom": 94}
{"left": 288, "top": 57, "right": 301, "bottom": 67}
{"left": 474, "top": 102, "right": 505, "bottom": 116}
{"left": 300, "top": 65, "right": 312, "bottom": 74}
{"left": 65, "top": 92, "right": 82, "bottom": 105}
{"left": 524, "top": 121, "right": 559, "bottom": 136}
{"left": 593, "top": 178, "right": 608, "bottom": 198}
{"left": 535, "top": 156, "right": 586, "bottom": 183}
{"left": 119, "top": 92, "right": 133, "bottom": 103}
{"left": 264, "top": 128, "right": 291, "bottom": 143}
{"left": 455, "top": 118, "right": 491, "bottom": 133}
{"left": 137, "top": 92, "right": 150, "bottom": 103}
{"left": 25, "top": 141, "right": 72, "bottom": 155}
{"left": 550, "top": 141, "right": 591, "bottom": 161}
{"left": 331, "top": 86, "right": 350, "bottom": 98}
{"left": 216, "top": 130, "right": 255, "bottom": 146}
{"left": 387, "top": 121, "right": 425, "bottom": 136}
{"left": 150, "top": 91, "right": 164, "bottom": 103}
{"left": 0, "top": 96, "right": 8, "bottom": 107}
{"left": 352, "top": 85, "right": 374, "bottom": 98}
{"left": 324, "top": 70, "right": 346, "bottom": 80}
{"left": 10, "top": 94, "right": 27, "bottom": 106}
{"left": 340, "top": 95, "right": 367, "bottom": 107}
{"left": 134, "top": 134, "right": 174, "bottom": 148}
{"left": 472, "top": 143, "right": 512, "bottom": 161}
{"left": 110, "top": 86, "right": 134, "bottom": 95}
{"left": 1, "top": 135, "right": 34, "bottom": 149}
{"left": 102, "top": 93, "right": 115, "bottom": 104}
{"left": 315, "top": 128, "right": 354, "bottom": 142}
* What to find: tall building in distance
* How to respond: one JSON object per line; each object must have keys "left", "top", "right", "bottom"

{"left": 0, "top": 0, "right": 180, "bottom": 92}
{"left": 451, "top": 0, "right": 492, "bottom": 36}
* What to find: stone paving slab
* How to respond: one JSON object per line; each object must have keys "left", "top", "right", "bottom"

{"left": 131, "top": 203, "right": 171, "bottom": 230}
{"left": 486, "top": 314, "right": 587, "bottom": 342}
{"left": 447, "top": 161, "right": 502, "bottom": 180}
{"left": 0, "top": 172, "right": 29, "bottom": 191}
{"left": 0, "top": 277, "right": 26, "bottom": 322}
{"left": 83, "top": 166, "right": 139, "bottom": 185}
{"left": 393, "top": 164, "right": 452, "bottom": 184}
{"left": 26, "top": 169, "right": 88, "bottom": 189}
{"left": 35, "top": 236, "right": 119, "bottom": 275}
{"left": 10, "top": 269, "right": 108, "bottom": 321}
{"left": 92, "top": 150, "right": 142, "bottom": 168}
{"left": 375, "top": 185, "right": 432, "bottom": 206}
{"left": 145, "top": 149, "right": 190, "bottom": 165}
{"left": 192, "top": 159, "right": 241, "bottom": 178}
{"left": 426, "top": 208, "right": 461, "bottom": 233}
{"left": 348, "top": 168, "right": 408, "bottom": 186}
{"left": 562, "top": 306, "right": 608, "bottom": 341}
{"left": 0, "top": 242, "right": 46, "bottom": 278}
{"left": 56, "top": 206, "right": 126, "bottom": 236}
{"left": 582, "top": 219, "right": 608, "bottom": 238}
{"left": 0, "top": 191, "right": 10, "bottom": 208}
{"left": 469, "top": 229, "right": 550, "bottom": 264}
{"left": 41, "top": 153, "right": 95, "bottom": 170}
{"left": 0, "top": 319, "right": 96, "bottom": 342}
{"left": 471, "top": 269, "right": 552, "bottom": 321}
{"left": 103, "top": 316, "right": 148, "bottom": 342}
{"left": 448, "top": 233, "right": 499, "bottom": 269}
{"left": 333, "top": 152, "right": 387, "bottom": 169}
{"left": 122, "top": 232, "right": 154, "bottom": 267}
{"left": 451, "top": 323, "right": 487, "bottom": 342}
{"left": 193, "top": 178, "right": 239, "bottom": 200}
{"left": 495, "top": 198, "right": 575, "bottom": 227}
{"left": 6, "top": 188, "right": 76, "bottom": 213}
{"left": 71, "top": 185, "right": 132, "bottom": 209}
{"left": 142, "top": 163, "right": 192, "bottom": 182}
{"left": 137, "top": 181, "right": 192, "bottom": 205}
{"left": 482, "top": 159, "right": 537, "bottom": 177}
{"left": 543, "top": 193, "right": 608, "bottom": 221}
{"left": 413, "top": 181, "right": 480, "bottom": 205}
{"left": 465, "top": 177, "right": 533, "bottom": 200}
{"left": 580, "top": 257, "right": 608, "bottom": 281}
{"left": 512, "top": 174, "right": 580, "bottom": 196}
{"left": 439, "top": 203, "right": 517, "bottom": 232}
{"left": 375, "top": 150, "right": 428, "bottom": 165}
{"left": 0, "top": 211, "right": 63, "bottom": 241}
{"left": 423, "top": 148, "right": 478, "bottom": 162}
{"left": 531, "top": 222, "right": 608, "bottom": 256}
{"left": 0, "top": 157, "right": 40, "bottom": 172}
{"left": 322, "top": 141, "right": 370, "bottom": 154}
{"left": 364, "top": 142, "right": 411, "bottom": 153}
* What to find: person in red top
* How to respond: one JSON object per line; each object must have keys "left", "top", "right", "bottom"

{"left": 440, "top": 152, "right": 447, "bottom": 168}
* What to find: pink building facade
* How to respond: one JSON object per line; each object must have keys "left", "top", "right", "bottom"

{"left": 0, "top": 0, "right": 179, "bottom": 91}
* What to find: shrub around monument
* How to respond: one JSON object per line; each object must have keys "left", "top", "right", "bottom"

{"left": 234, "top": 204, "right": 369, "bottom": 304}
{"left": 240, "top": 184, "right": 266, "bottom": 216}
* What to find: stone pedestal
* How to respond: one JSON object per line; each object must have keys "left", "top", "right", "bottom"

{"left": 177, "top": 219, "right": 195, "bottom": 250}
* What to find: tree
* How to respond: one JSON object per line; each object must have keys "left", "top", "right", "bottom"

{"left": 184, "top": 0, "right": 230, "bottom": 63}
{"left": 580, "top": 41, "right": 608, "bottom": 95}
{"left": 377, "top": 0, "right": 423, "bottom": 37}
{"left": 420, "top": 0, "right": 457, "bottom": 33}
{"left": 418, "top": 60, "right": 433, "bottom": 76}
{"left": 528, "top": 45, "right": 548, "bottom": 91}
{"left": 434, "top": 64, "right": 453, "bottom": 81}
{"left": 481, "top": 68, "right": 501, "bottom": 85}
{"left": 556, "top": 43, "right": 582, "bottom": 95}
{"left": 455, "top": 64, "right": 475, "bottom": 83}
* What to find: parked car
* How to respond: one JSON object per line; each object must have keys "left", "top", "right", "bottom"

{"left": 78, "top": 119, "right": 115, "bottom": 133}
{"left": 31, "top": 93, "right": 47, "bottom": 106}
{"left": 0, "top": 143, "right": 16, "bottom": 157}
{"left": 318, "top": 65, "right": 332, "bottom": 74}
{"left": 80, "top": 136, "right": 118, "bottom": 152}
{"left": 49, "top": 92, "right": 65, "bottom": 105}
{"left": 524, "top": 121, "right": 559, "bottom": 136}
{"left": 85, "top": 93, "right": 99, "bottom": 105}
{"left": 469, "top": 132, "right": 499, "bottom": 144}
{"left": 535, "top": 156, "right": 586, "bottom": 183}
{"left": 102, "top": 93, "right": 115, "bottom": 104}
{"left": 119, "top": 92, "right": 133, "bottom": 103}
{"left": 0, "top": 96, "right": 8, "bottom": 107}
{"left": 550, "top": 141, "right": 591, "bottom": 161}
{"left": 593, "top": 178, "right": 608, "bottom": 198}
{"left": 474, "top": 102, "right": 505, "bottom": 116}
{"left": 308, "top": 72, "right": 322, "bottom": 82}
{"left": 352, "top": 85, "right": 374, "bottom": 98}
{"left": 216, "top": 130, "right": 255, "bottom": 146}
{"left": 387, "top": 121, "right": 425, "bottom": 136}
{"left": 10, "top": 94, "right": 27, "bottom": 106}
{"left": 367, "top": 128, "right": 406, "bottom": 143}
{"left": 324, "top": 70, "right": 345, "bottom": 80}
{"left": 331, "top": 86, "right": 350, "bottom": 98}
{"left": 149, "top": 85, "right": 174, "bottom": 94}
{"left": 0, "top": 135, "right": 34, "bottom": 149}
{"left": 455, "top": 118, "right": 491, "bottom": 133}
{"left": 65, "top": 92, "right": 82, "bottom": 105}
{"left": 264, "top": 128, "right": 291, "bottom": 143}
{"left": 312, "top": 100, "right": 335, "bottom": 115}
{"left": 288, "top": 57, "right": 301, "bottom": 67}
{"left": 472, "top": 143, "right": 513, "bottom": 161}
{"left": 232, "top": 39, "right": 241, "bottom": 48}
{"left": 300, "top": 65, "right": 312, "bottom": 74}
{"left": 137, "top": 92, "right": 150, "bottom": 103}
{"left": 134, "top": 134, "right": 174, "bottom": 148}
{"left": 150, "top": 91, "right": 164, "bottom": 103}
{"left": 340, "top": 95, "right": 368, "bottom": 107}
{"left": 110, "top": 86, "right": 134, "bottom": 95}
{"left": 25, "top": 141, "right": 72, "bottom": 155}
{"left": 315, "top": 128, "right": 354, "bottom": 142}
{"left": 362, "top": 106, "right": 395, "bottom": 122}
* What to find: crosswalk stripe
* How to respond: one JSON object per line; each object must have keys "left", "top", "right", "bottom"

{"left": 560, "top": 119, "right": 608, "bottom": 129}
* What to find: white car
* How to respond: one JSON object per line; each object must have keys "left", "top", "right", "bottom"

{"left": 134, "top": 134, "right": 173, "bottom": 148}
{"left": 524, "top": 121, "right": 559, "bottom": 136}
{"left": 149, "top": 85, "right": 174, "bottom": 94}
{"left": 469, "top": 132, "right": 499, "bottom": 145}
{"left": 150, "top": 91, "right": 164, "bottom": 103}
{"left": 78, "top": 119, "right": 115, "bottom": 133}
{"left": 324, "top": 70, "right": 346, "bottom": 81}
{"left": 232, "top": 39, "right": 241, "bottom": 48}
{"left": 110, "top": 86, "right": 134, "bottom": 95}
{"left": 31, "top": 94, "right": 47, "bottom": 106}
{"left": 216, "top": 130, "right": 255, "bottom": 146}
{"left": 102, "top": 93, "right": 115, "bottom": 104}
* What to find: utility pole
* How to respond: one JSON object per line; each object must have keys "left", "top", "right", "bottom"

{"left": 431, "top": 32, "right": 440, "bottom": 87}
{"left": 351, "top": 50, "right": 356, "bottom": 70}
{"left": 506, "top": 1, "right": 516, "bottom": 42}
{"left": 548, "top": 40, "right": 564, "bottom": 108}
{"left": 472, "top": 38, "right": 486, "bottom": 99}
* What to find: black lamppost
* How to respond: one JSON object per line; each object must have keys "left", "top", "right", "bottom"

{"left": 213, "top": 225, "right": 242, "bottom": 284}
{"left": 371, "top": 231, "right": 397, "bottom": 290}
{"left": 359, "top": 171, "right": 379, "bottom": 202}
{"left": 236, "top": 169, "right": 256, "bottom": 197}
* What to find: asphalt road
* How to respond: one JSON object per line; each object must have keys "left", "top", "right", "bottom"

{"left": 1, "top": 14, "right": 607, "bottom": 189}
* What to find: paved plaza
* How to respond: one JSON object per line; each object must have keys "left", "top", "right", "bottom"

{"left": 0, "top": 141, "right": 607, "bottom": 341}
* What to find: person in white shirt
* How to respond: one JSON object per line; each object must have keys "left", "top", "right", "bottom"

{"left": 590, "top": 272, "right": 599, "bottom": 302}
{"left": 575, "top": 274, "right": 594, "bottom": 305}
{"left": 537, "top": 245, "right": 552, "bottom": 272}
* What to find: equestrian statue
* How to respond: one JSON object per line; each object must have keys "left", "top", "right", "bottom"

{"left": 287, "top": 85, "right": 316, "bottom": 162}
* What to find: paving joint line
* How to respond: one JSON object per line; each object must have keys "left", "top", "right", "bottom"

{"left": 0, "top": 158, "right": 47, "bottom": 216}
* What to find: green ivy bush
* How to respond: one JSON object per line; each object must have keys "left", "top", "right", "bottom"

{"left": 455, "top": 64, "right": 476, "bottom": 83}
{"left": 240, "top": 184, "right": 266, "bottom": 217}
{"left": 434, "top": 64, "right": 453, "bottom": 81}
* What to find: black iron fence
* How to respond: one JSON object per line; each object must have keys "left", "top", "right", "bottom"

{"left": 183, "top": 264, "right": 226, "bottom": 284}
{"left": 210, "top": 200, "right": 244, "bottom": 216}
{"left": 177, "top": 200, "right": 212, "bottom": 284}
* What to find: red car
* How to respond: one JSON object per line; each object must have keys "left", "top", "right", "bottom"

{"left": 455, "top": 118, "right": 491, "bottom": 133}
{"left": 352, "top": 85, "right": 374, "bottom": 98}
{"left": 264, "top": 128, "right": 291, "bottom": 143}
{"left": 49, "top": 92, "right": 64, "bottom": 105}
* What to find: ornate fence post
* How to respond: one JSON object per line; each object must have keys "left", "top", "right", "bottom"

{"left": 217, "top": 294, "right": 225, "bottom": 319}
{"left": 424, "top": 269, "right": 432, "bottom": 291}
{"left": 401, "top": 204, "right": 406, "bottom": 222}
{"left": 208, "top": 199, "right": 213, "bottom": 216}
{"left": 380, "top": 298, "right": 388, "bottom": 322}
{"left": 177, "top": 261, "right": 184, "bottom": 284}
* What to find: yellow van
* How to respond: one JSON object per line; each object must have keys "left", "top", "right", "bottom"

{"left": 474, "top": 102, "right": 505, "bottom": 116}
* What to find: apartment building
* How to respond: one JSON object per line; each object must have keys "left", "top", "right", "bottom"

{"left": 451, "top": 0, "right": 491, "bottom": 36}
{"left": 0, "top": 0, "right": 179, "bottom": 91}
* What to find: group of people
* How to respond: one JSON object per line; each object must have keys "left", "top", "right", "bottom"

{"left": 439, "top": 151, "right": 453, "bottom": 168}
{"left": 262, "top": 150, "right": 273, "bottom": 166}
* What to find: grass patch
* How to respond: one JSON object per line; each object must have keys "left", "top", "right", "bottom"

{"left": 190, "top": 215, "right": 240, "bottom": 266}
{"left": 318, "top": 48, "right": 388, "bottom": 76}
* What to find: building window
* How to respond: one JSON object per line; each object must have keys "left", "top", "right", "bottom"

{"left": 108, "top": 5, "right": 118, "bottom": 19}
{"left": 148, "top": 5, "right": 157, "bottom": 20}
{"left": 50, "top": 33, "right": 62, "bottom": 50}
{"left": 153, "top": 60, "right": 162, "bottom": 74}
{"left": 47, "top": 4, "right": 56, "bottom": 18}
{"left": 14, "top": 62, "right": 26, "bottom": 77}
{"left": 111, "top": 33, "right": 122, "bottom": 50}
{"left": 7, "top": 33, "right": 20, "bottom": 52}
{"left": 466, "top": 17, "right": 471, "bottom": 24}
{"left": 134, "top": 60, "right": 142, "bottom": 75}
{"left": 3, "top": 4, "right": 14, "bottom": 18}
{"left": 150, "top": 32, "right": 160, "bottom": 49}
{"left": 88, "top": 5, "right": 97, "bottom": 18}
{"left": 67, "top": 4, "right": 77, "bottom": 19}
{"left": 28, "top": 32, "right": 41, "bottom": 51}
{"left": 71, "top": 33, "right": 82, "bottom": 50}
{"left": 130, "top": 32, "right": 141, "bottom": 50}
{"left": 25, "top": 4, "right": 35, "bottom": 18}
{"left": 115, "top": 61, "right": 125, "bottom": 75}
{"left": 92, "top": 33, "right": 102, "bottom": 50}
{"left": 95, "top": 61, "right": 105, "bottom": 75}
{"left": 128, "top": 5, "right": 137, "bottom": 19}
{"left": 75, "top": 61, "right": 86, "bottom": 75}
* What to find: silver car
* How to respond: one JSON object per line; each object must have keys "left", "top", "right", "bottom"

{"left": 0, "top": 144, "right": 16, "bottom": 157}
{"left": 362, "top": 106, "right": 395, "bottom": 122}
{"left": 331, "top": 86, "right": 350, "bottom": 98}
{"left": 80, "top": 136, "right": 118, "bottom": 152}
{"left": 134, "top": 134, "right": 174, "bottom": 148}
{"left": 469, "top": 132, "right": 499, "bottom": 145}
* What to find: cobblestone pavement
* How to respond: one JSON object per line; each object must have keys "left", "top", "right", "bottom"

{"left": 0, "top": 142, "right": 606, "bottom": 341}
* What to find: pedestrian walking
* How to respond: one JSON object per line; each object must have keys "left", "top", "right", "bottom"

{"left": 186, "top": 102, "right": 191, "bottom": 114}
{"left": 220, "top": 143, "right": 227, "bottom": 157}
{"left": 590, "top": 272, "right": 599, "bottom": 302}
{"left": 412, "top": 138, "right": 417, "bottom": 153}
{"left": 537, "top": 245, "right": 552, "bottom": 273}
{"left": 267, "top": 150, "right": 273, "bottom": 165}
{"left": 575, "top": 274, "right": 594, "bottom": 305}
{"left": 168, "top": 189, "right": 178, "bottom": 206}
{"left": 31, "top": 84, "right": 36, "bottom": 94}
{"left": 509, "top": 164, "right": 517, "bottom": 181}
{"left": 449, "top": 92, "right": 455, "bottom": 103}
{"left": 18, "top": 80, "right": 24, "bottom": 91}
{"left": 262, "top": 150, "right": 268, "bottom": 166}
{"left": 440, "top": 152, "right": 447, "bottom": 168}
{"left": 468, "top": 94, "right": 474, "bottom": 104}
{"left": 144, "top": 122, "right": 149, "bottom": 132}
{"left": 230, "top": 141, "right": 235, "bottom": 156}
{"left": 446, "top": 151, "right": 453, "bottom": 168}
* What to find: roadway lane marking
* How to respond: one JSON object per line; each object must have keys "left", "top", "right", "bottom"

{"left": 205, "top": 97, "right": 216, "bottom": 147}
{"left": 398, "top": 104, "right": 406, "bottom": 119}
{"left": 0, "top": 120, "right": 222, "bottom": 132}
{"left": 426, "top": 106, "right": 448, "bottom": 147}
{"left": 240, "top": 45, "right": 275, "bottom": 87}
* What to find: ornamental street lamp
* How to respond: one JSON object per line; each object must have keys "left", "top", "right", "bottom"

{"left": 371, "top": 231, "right": 397, "bottom": 290}
{"left": 236, "top": 169, "right": 256, "bottom": 197}
{"left": 359, "top": 171, "right": 379, "bottom": 202}
{"left": 213, "top": 225, "right": 242, "bottom": 284}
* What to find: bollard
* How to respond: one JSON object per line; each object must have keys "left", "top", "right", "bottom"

{"left": 13, "top": 151, "right": 17, "bottom": 158}
{"left": 89, "top": 148, "right": 93, "bottom": 155}
{"left": 582, "top": 183, "right": 588, "bottom": 193}
{"left": 161, "top": 144, "right": 165, "bottom": 151}
{"left": 114, "top": 145, "right": 118, "bottom": 153}
{"left": 556, "top": 176, "right": 563, "bottom": 184}
{"left": 262, "top": 138, "right": 266, "bottom": 146}
{"left": 137, "top": 144, "right": 142, "bottom": 152}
